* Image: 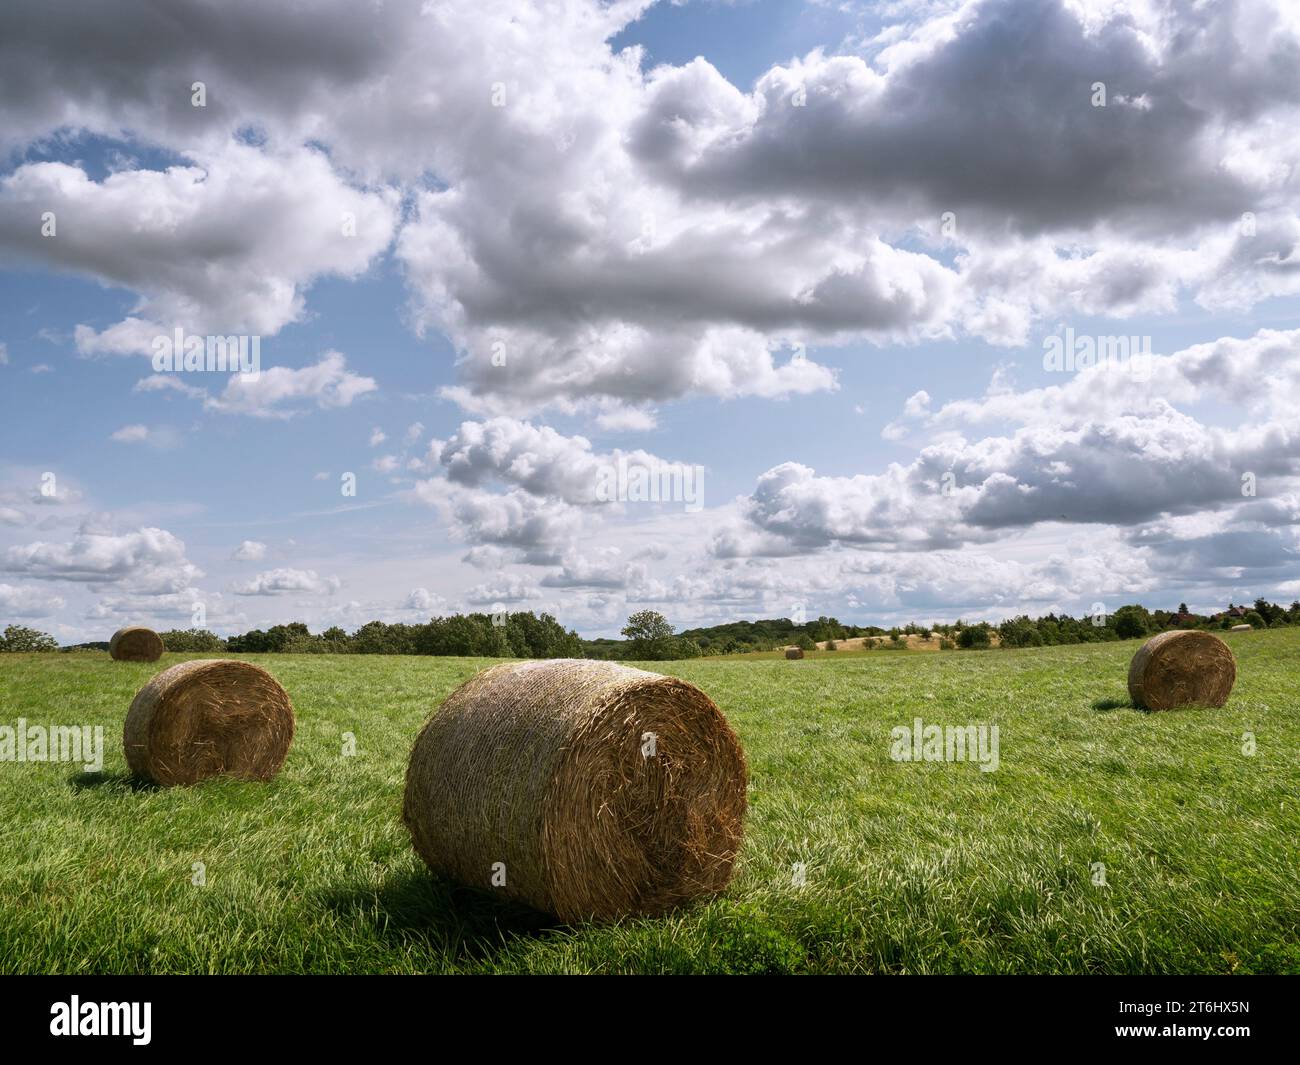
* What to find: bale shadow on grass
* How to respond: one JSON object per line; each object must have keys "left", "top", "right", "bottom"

{"left": 322, "top": 869, "right": 564, "bottom": 963}
{"left": 1086, "top": 702, "right": 1159, "bottom": 717}
{"left": 1090, "top": 697, "right": 1137, "bottom": 713}
{"left": 68, "top": 770, "right": 160, "bottom": 793}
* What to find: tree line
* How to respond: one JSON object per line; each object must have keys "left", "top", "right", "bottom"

{"left": 0, "top": 611, "right": 581, "bottom": 658}
{"left": 4, "top": 599, "right": 1298, "bottom": 657}
{"left": 982, "top": 599, "right": 1298, "bottom": 649}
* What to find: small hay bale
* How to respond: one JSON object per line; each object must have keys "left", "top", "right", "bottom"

{"left": 402, "top": 659, "right": 748, "bottom": 923}
{"left": 1230, "top": 624, "right": 1252, "bottom": 633}
{"left": 109, "top": 626, "right": 164, "bottom": 662}
{"left": 785, "top": 647, "right": 804, "bottom": 660}
{"left": 124, "top": 659, "right": 295, "bottom": 785}
{"left": 1127, "top": 630, "right": 1236, "bottom": 711}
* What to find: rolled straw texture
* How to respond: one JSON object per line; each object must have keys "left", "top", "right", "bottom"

{"left": 403, "top": 659, "right": 748, "bottom": 922}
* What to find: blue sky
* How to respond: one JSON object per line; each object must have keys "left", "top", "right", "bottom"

{"left": 2, "top": 0, "right": 1299, "bottom": 642}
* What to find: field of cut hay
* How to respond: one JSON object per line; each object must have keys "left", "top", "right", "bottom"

{"left": 1, "top": 626, "right": 1297, "bottom": 974}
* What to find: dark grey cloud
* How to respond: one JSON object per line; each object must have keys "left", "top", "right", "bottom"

{"left": 1129, "top": 527, "right": 1298, "bottom": 576}
{"left": 632, "top": 0, "right": 1300, "bottom": 238}
{"left": 0, "top": 0, "right": 404, "bottom": 157}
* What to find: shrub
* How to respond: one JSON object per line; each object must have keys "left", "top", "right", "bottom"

{"left": 998, "top": 617, "right": 1042, "bottom": 648}
{"left": 159, "top": 628, "right": 226, "bottom": 652}
{"left": 958, "top": 625, "right": 992, "bottom": 649}
{"left": 619, "top": 610, "right": 675, "bottom": 659}
{"left": 0, "top": 625, "right": 58, "bottom": 652}
{"left": 1112, "top": 605, "right": 1151, "bottom": 640}
{"left": 665, "top": 636, "right": 703, "bottom": 659}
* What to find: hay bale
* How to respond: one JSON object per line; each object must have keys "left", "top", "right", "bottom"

{"left": 1230, "top": 624, "right": 1252, "bottom": 632}
{"left": 784, "top": 647, "right": 804, "bottom": 660}
{"left": 1127, "top": 630, "right": 1236, "bottom": 711}
{"left": 402, "top": 659, "right": 748, "bottom": 923}
{"left": 123, "top": 659, "right": 295, "bottom": 785}
{"left": 109, "top": 626, "right": 164, "bottom": 662}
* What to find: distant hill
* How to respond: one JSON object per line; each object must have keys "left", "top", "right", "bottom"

{"left": 581, "top": 616, "right": 881, "bottom": 658}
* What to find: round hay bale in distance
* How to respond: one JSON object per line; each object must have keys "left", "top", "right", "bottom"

{"left": 784, "top": 647, "right": 804, "bottom": 660}
{"left": 109, "top": 626, "right": 164, "bottom": 662}
{"left": 1230, "top": 624, "right": 1252, "bottom": 633}
{"left": 124, "top": 659, "right": 295, "bottom": 785}
{"left": 1127, "top": 630, "right": 1236, "bottom": 711}
{"left": 403, "top": 659, "right": 748, "bottom": 923}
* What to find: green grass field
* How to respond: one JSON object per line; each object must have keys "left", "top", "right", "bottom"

{"left": 2, "top": 628, "right": 1297, "bottom": 974}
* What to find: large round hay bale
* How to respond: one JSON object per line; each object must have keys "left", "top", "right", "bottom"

{"left": 402, "top": 659, "right": 748, "bottom": 923}
{"left": 124, "top": 660, "right": 295, "bottom": 785}
{"left": 1127, "top": 630, "right": 1236, "bottom": 711}
{"left": 109, "top": 626, "right": 164, "bottom": 662}
{"left": 785, "top": 647, "right": 804, "bottom": 660}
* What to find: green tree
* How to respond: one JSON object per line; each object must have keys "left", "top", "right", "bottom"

{"left": 621, "top": 610, "right": 675, "bottom": 659}
{"left": 502, "top": 611, "right": 582, "bottom": 658}
{"left": 665, "top": 636, "right": 703, "bottom": 659}
{"left": 998, "top": 616, "right": 1042, "bottom": 648}
{"left": 265, "top": 622, "right": 310, "bottom": 652}
{"left": 1112, "top": 605, "right": 1151, "bottom": 640}
{"left": 352, "top": 620, "right": 415, "bottom": 654}
{"left": 319, "top": 626, "right": 353, "bottom": 652}
{"left": 158, "top": 628, "right": 225, "bottom": 652}
{"left": 958, "top": 624, "right": 991, "bottom": 649}
{"left": 225, "top": 628, "right": 271, "bottom": 652}
{"left": 0, "top": 625, "right": 58, "bottom": 652}
{"left": 1253, "top": 598, "right": 1288, "bottom": 626}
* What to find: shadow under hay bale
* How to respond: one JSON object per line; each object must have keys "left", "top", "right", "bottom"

{"left": 1127, "top": 630, "right": 1236, "bottom": 711}
{"left": 784, "top": 647, "right": 804, "bottom": 660}
{"left": 322, "top": 868, "right": 561, "bottom": 961}
{"left": 403, "top": 658, "right": 748, "bottom": 924}
{"left": 109, "top": 626, "right": 164, "bottom": 662}
{"left": 123, "top": 659, "right": 295, "bottom": 786}
{"left": 68, "top": 770, "right": 161, "bottom": 793}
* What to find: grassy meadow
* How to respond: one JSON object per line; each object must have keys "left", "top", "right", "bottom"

{"left": 1, "top": 627, "right": 1297, "bottom": 974}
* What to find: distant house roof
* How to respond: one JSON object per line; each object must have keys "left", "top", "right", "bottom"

{"left": 1211, "top": 605, "right": 1251, "bottom": 620}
